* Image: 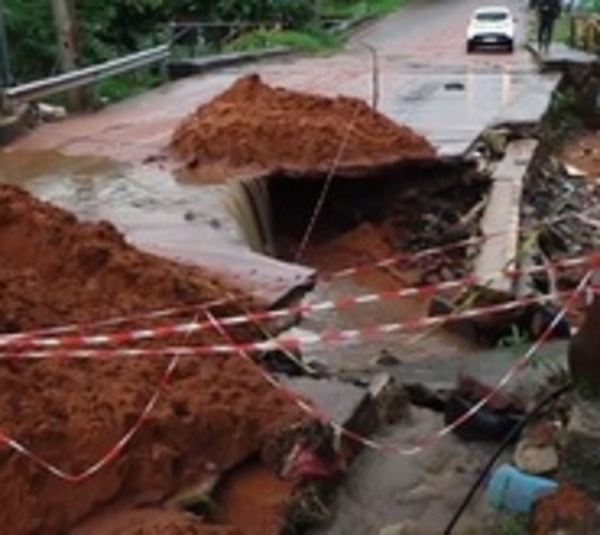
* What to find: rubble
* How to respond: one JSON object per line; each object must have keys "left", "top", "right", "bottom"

{"left": 522, "top": 153, "right": 600, "bottom": 281}
{"left": 514, "top": 440, "right": 559, "bottom": 475}
{"left": 533, "top": 483, "right": 597, "bottom": 534}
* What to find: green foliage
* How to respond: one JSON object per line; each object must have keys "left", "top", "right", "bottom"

{"left": 547, "top": 87, "right": 583, "bottom": 144}
{"left": 4, "top": 0, "right": 315, "bottom": 83}
{"left": 212, "top": 0, "right": 314, "bottom": 26}
{"left": 4, "top": 0, "right": 57, "bottom": 80}
{"left": 2, "top": 0, "right": 403, "bottom": 101}
{"left": 323, "top": 0, "right": 406, "bottom": 18}
{"left": 96, "top": 69, "right": 164, "bottom": 103}
{"left": 226, "top": 27, "right": 341, "bottom": 53}
{"left": 492, "top": 514, "right": 529, "bottom": 535}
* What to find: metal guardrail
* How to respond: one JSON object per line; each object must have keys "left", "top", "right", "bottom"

{"left": 3, "top": 44, "right": 170, "bottom": 105}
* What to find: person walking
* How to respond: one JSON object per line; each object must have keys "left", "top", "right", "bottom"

{"left": 537, "top": 0, "right": 561, "bottom": 54}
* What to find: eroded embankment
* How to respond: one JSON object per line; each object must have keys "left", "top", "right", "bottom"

{"left": 0, "top": 185, "right": 305, "bottom": 535}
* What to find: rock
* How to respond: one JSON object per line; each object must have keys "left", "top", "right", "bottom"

{"left": 373, "top": 349, "right": 402, "bottom": 366}
{"left": 562, "top": 162, "right": 587, "bottom": 178}
{"left": 37, "top": 102, "right": 67, "bottom": 122}
{"left": 379, "top": 520, "right": 423, "bottom": 535}
{"left": 369, "top": 373, "right": 411, "bottom": 425}
{"left": 403, "top": 483, "right": 438, "bottom": 503}
{"left": 515, "top": 439, "right": 559, "bottom": 475}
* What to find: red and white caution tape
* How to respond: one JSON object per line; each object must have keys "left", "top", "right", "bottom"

{"left": 0, "top": 253, "right": 595, "bottom": 352}
{"left": 0, "top": 275, "right": 588, "bottom": 482}
{"left": 0, "top": 354, "right": 179, "bottom": 482}
{"left": 0, "top": 208, "right": 594, "bottom": 346}
{"left": 205, "top": 272, "right": 591, "bottom": 457}
{"left": 355, "top": 271, "right": 592, "bottom": 456}
{"left": 1, "top": 288, "right": 585, "bottom": 359}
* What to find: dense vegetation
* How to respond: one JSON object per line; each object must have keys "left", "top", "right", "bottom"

{"left": 2, "top": 0, "right": 403, "bottom": 103}
{"left": 4, "top": 0, "right": 319, "bottom": 81}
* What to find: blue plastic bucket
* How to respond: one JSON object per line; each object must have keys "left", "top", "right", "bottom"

{"left": 487, "top": 464, "right": 558, "bottom": 514}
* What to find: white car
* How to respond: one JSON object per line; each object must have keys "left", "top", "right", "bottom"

{"left": 466, "top": 6, "right": 516, "bottom": 53}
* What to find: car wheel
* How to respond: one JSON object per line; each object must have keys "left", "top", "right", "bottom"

{"left": 466, "top": 41, "right": 474, "bottom": 53}
{"left": 507, "top": 40, "right": 514, "bottom": 53}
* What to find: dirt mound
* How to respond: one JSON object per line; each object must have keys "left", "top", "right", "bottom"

{"left": 170, "top": 74, "right": 435, "bottom": 181}
{"left": 0, "top": 185, "right": 303, "bottom": 534}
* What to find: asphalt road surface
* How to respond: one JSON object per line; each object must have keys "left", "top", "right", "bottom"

{"left": 9, "top": 0, "right": 558, "bottom": 159}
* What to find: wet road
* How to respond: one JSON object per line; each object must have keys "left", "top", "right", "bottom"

{"left": 0, "top": 0, "right": 558, "bottom": 348}
{"left": 8, "top": 0, "right": 558, "bottom": 160}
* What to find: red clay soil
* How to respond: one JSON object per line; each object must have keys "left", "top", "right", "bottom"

{"left": 0, "top": 185, "right": 304, "bottom": 534}
{"left": 214, "top": 461, "right": 295, "bottom": 535}
{"left": 170, "top": 74, "right": 435, "bottom": 182}
{"left": 76, "top": 509, "right": 244, "bottom": 535}
{"left": 533, "top": 483, "right": 596, "bottom": 534}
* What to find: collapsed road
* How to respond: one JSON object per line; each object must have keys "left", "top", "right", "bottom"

{"left": 0, "top": 0, "right": 594, "bottom": 533}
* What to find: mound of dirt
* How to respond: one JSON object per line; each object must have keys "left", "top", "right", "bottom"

{"left": 170, "top": 74, "right": 435, "bottom": 181}
{"left": 0, "top": 185, "right": 304, "bottom": 534}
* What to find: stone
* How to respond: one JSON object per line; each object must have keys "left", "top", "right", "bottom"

{"left": 514, "top": 439, "right": 559, "bottom": 475}
{"left": 402, "top": 483, "right": 439, "bottom": 503}
{"left": 379, "top": 520, "right": 423, "bottom": 535}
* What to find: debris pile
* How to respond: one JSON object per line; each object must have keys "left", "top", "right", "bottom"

{"left": 0, "top": 186, "right": 306, "bottom": 534}
{"left": 523, "top": 155, "right": 600, "bottom": 282}
{"left": 171, "top": 74, "right": 436, "bottom": 181}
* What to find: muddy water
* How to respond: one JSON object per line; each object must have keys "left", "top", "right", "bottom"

{"left": 0, "top": 149, "right": 246, "bottom": 262}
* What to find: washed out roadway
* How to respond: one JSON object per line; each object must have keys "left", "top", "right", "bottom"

{"left": 0, "top": 0, "right": 559, "bottom": 349}
{"left": 0, "top": 1, "right": 565, "bottom": 531}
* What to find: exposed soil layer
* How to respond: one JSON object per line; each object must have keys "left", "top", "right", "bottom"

{"left": 533, "top": 483, "right": 597, "bottom": 534}
{"left": 170, "top": 74, "right": 435, "bottom": 182}
{"left": 76, "top": 508, "right": 243, "bottom": 535}
{"left": 0, "top": 185, "right": 304, "bottom": 534}
{"left": 214, "top": 460, "right": 295, "bottom": 535}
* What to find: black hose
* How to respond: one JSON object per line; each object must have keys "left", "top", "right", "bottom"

{"left": 442, "top": 382, "right": 572, "bottom": 535}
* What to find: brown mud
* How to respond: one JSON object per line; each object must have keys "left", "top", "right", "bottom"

{"left": 170, "top": 74, "right": 435, "bottom": 183}
{"left": 0, "top": 185, "right": 305, "bottom": 534}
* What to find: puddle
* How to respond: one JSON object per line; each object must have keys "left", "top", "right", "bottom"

{"left": 0, "top": 149, "right": 246, "bottom": 263}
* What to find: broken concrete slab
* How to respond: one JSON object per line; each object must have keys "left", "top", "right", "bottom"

{"left": 527, "top": 42, "right": 597, "bottom": 68}
{"left": 387, "top": 72, "right": 559, "bottom": 157}
{"left": 307, "top": 407, "right": 499, "bottom": 535}
{"left": 343, "top": 340, "right": 569, "bottom": 403}
{"left": 474, "top": 139, "right": 538, "bottom": 293}
{"left": 143, "top": 239, "right": 316, "bottom": 308}
{"left": 279, "top": 376, "right": 369, "bottom": 427}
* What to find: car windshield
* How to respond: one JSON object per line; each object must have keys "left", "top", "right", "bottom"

{"left": 475, "top": 11, "right": 509, "bottom": 22}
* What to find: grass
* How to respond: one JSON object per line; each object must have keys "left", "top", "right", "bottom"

{"left": 493, "top": 514, "right": 530, "bottom": 535}
{"left": 96, "top": 68, "right": 164, "bottom": 103}
{"left": 322, "top": 0, "right": 407, "bottom": 18}
{"left": 527, "top": 15, "right": 573, "bottom": 45}
{"left": 225, "top": 27, "right": 342, "bottom": 53}
{"left": 553, "top": 15, "right": 574, "bottom": 44}
{"left": 226, "top": 0, "right": 407, "bottom": 54}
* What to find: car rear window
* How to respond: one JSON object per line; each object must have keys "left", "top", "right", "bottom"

{"left": 475, "top": 12, "right": 509, "bottom": 22}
